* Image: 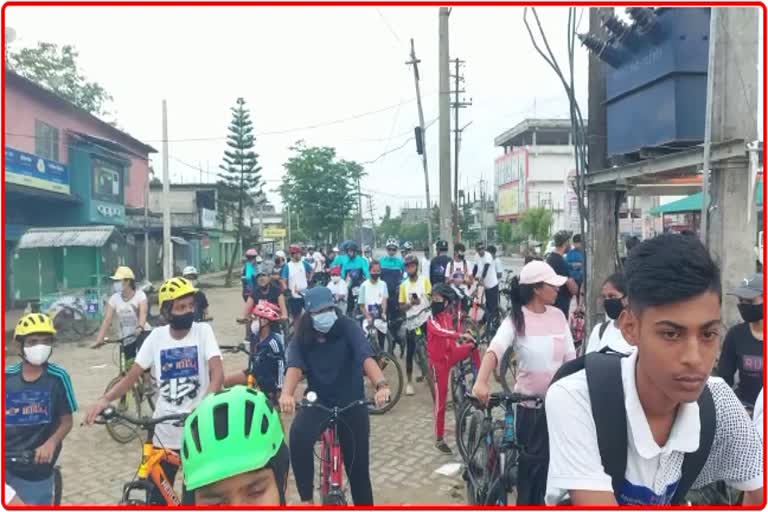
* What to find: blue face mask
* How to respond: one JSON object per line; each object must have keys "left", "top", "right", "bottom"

{"left": 312, "top": 310, "right": 337, "bottom": 334}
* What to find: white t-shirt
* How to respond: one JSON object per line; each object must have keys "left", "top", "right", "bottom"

{"left": 5, "top": 483, "right": 16, "bottom": 503}
{"left": 585, "top": 320, "right": 636, "bottom": 356}
{"left": 754, "top": 388, "right": 763, "bottom": 441}
{"left": 545, "top": 350, "right": 764, "bottom": 505}
{"left": 286, "top": 260, "right": 309, "bottom": 298}
{"left": 488, "top": 307, "right": 576, "bottom": 398}
{"left": 474, "top": 252, "right": 499, "bottom": 289}
{"left": 494, "top": 258, "right": 504, "bottom": 277}
{"left": 108, "top": 290, "right": 149, "bottom": 338}
{"left": 358, "top": 279, "right": 389, "bottom": 318}
{"left": 327, "top": 279, "right": 348, "bottom": 301}
{"left": 135, "top": 323, "right": 222, "bottom": 449}
{"left": 312, "top": 251, "right": 325, "bottom": 273}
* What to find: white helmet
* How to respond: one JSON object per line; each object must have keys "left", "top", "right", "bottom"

{"left": 275, "top": 250, "right": 286, "bottom": 259}
{"left": 182, "top": 266, "right": 199, "bottom": 277}
{"left": 256, "top": 256, "right": 263, "bottom": 264}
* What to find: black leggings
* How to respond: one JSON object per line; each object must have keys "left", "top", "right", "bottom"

{"left": 404, "top": 323, "right": 426, "bottom": 380}
{"left": 149, "top": 449, "right": 195, "bottom": 505}
{"left": 289, "top": 402, "right": 373, "bottom": 505}
{"left": 515, "top": 406, "right": 549, "bottom": 505}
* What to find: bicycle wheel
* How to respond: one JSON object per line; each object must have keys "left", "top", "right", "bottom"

{"left": 415, "top": 343, "right": 435, "bottom": 401}
{"left": 499, "top": 346, "right": 518, "bottom": 395}
{"left": 485, "top": 476, "right": 508, "bottom": 505}
{"left": 366, "top": 352, "right": 404, "bottom": 415}
{"left": 104, "top": 376, "right": 141, "bottom": 443}
{"left": 455, "top": 400, "right": 477, "bottom": 462}
{"left": 322, "top": 490, "right": 347, "bottom": 506}
{"left": 52, "top": 466, "right": 63, "bottom": 505}
{"left": 463, "top": 412, "right": 489, "bottom": 504}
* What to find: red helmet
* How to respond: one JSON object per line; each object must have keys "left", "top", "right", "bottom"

{"left": 251, "top": 300, "right": 280, "bottom": 321}
{"left": 329, "top": 265, "right": 342, "bottom": 276}
{"left": 289, "top": 244, "right": 302, "bottom": 255}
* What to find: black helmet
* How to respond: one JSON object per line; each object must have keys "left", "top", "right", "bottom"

{"left": 403, "top": 254, "right": 419, "bottom": 267}
{"left": 347, "top": 241, "right": 359, "bottom": 253}
{"left": 436, "top": 240, "right": 448, "bottom": 252}
{"left": 432, "top": 283, "right": 458, "bottom": 303}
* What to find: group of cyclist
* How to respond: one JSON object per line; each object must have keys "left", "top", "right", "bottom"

{"left": 4, "top": 231, "right": 765, "bottom": 507}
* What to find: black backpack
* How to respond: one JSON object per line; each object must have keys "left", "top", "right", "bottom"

{"left": 549, "top": 352, "right": 716, "bottom": 505}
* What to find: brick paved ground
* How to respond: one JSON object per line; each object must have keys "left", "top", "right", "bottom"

{"left": 6, "top": 275, "right": 500, "bottom": 506}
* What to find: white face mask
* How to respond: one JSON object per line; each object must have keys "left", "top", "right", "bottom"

{"left": 113, "top": 281, "right": 123, "bottom": 294}
{"left": 24, "top": 344, "right": 52, "bottom": 366}
{"left": 332, "top": 276, "right": 341, "bottom": 284}
{"left": 250, "top": 321, "right": 260, "bottom": 336}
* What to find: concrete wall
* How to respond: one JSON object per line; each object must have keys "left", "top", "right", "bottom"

{"left": 5, "top": 82, "right": 151, "bottom": 208}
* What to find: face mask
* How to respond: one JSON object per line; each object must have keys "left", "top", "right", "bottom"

{"left": 23, "top": 344, "right": 52, "bottom": 366}
{"left": 738, "top": 303, "right": 764, "bottom": 323}
{"left": 169, "top": 312, "right": 195, "bottom": 330}
{"left": 113, "top": 282, "right": 123, "bottom": 294}
{"left": 431, "top": 302, "right": 446, "bottom": 316}
{"left": 603, "top": 298, "right": 625, "bottom": 320}
{"left": 371, "top": 273, "right": 381, "bottom": 281}
{"left": 251, "top": 321, "right": 260, "bottom": 336}
{"left": 331, "top": 276, "right": 341, "bottom": 284}
{"left": 457, "top": 253, "right": 465, "bottom": 260}
{"left": 312, "top": 311, "right": 337, "bottom": 334}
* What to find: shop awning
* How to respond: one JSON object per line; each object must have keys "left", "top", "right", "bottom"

{"left": 649, "top": 193, "right": 706, "bottom": 216}
{"left": 17, "top": 226, "right": 118, "bottom": 249}
{"left": 171, "top": 236, "right": 189, "bottom": 246}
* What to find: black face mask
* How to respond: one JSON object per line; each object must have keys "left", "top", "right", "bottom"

{"left": 169, "top": 312, "right": 195, "bottom": 330}
{"left": 603, "top": 298, "right": 625, "bottom": 320}
{"left": 370, "top": 274, "right": 381, "bottom": 281}
{"left": 431, "top": 302, "right": 446, "bottom": 316}
{"left": 738, "top": 303, "right": 763, "bottom": 323}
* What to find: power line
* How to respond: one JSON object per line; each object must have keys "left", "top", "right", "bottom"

{"left": 376, "top": 8, "right": 403, "bottom": 44}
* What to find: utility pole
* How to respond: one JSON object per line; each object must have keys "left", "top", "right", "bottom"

{"left": 439, "top": 7, "right": 453, "bottom": 251}
{"left": 407, "top": 38, "right": 433, "bottom": 253}
{"left": 700, "top": 7, "right": 718, "bottom": 246}
{"left": 451, "top": 58, "right": 472, "bottom": 206}
{"left": 368, "top": 196, "right": 377, "bottom": 249}
{"left": 585, "top": 7, "right": 616, "bottom": 338}
{"left": 161, "top": 100, "right": 172, "bottom": 280}
{"left": 143, "top": 177, "right": 150, "bottom": 281}
{"left": 479, "top": 178, "right": 487, "bottom": 244}
{"left": 357, "top": 177, "right": 364, "bottom": 247}
{"left": 286, "top": 203, "right": 291, "bottom": 244}
{"left": 707, "top": 7, "right": 759, "bottom": 327}
{"left": 258, "top": 186, "right": 265, "bottom": 246}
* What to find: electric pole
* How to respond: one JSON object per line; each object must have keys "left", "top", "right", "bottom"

{"left": 357, "top": 176, "right": 364, "bottom": 247}
{"left": 439, "top": 7, "right": 453, "bottom": 251}
{"left": 368, "top": 196, "right": 377, "bottom": 250}
{"left": 161, "top": 100, "right": 172, "bottom": 280}
{"left": 406, "top": 38, "right": 433, "bottom": 252}
{"left": 451, "top": 58, "right": 472, "bottom": 206}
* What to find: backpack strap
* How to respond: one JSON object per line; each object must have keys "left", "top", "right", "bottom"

{"left": 599, "top": 321, "right": 610, "bottom": 340}
{"left": 585, "top": 353, "right": 628, "bottom": 502}
{"left": 671, "top": 385, "right": 716, "bottom": 504}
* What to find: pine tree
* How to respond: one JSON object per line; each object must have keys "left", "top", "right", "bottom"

{"left": 218, "top": 97, "right": 262, "bottom": 286}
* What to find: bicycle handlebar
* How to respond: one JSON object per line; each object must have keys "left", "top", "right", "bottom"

{"left": 5, "top": 451, "right": 36, "bottom": 464}
{"left": 103, "top": 334, "right": 138, "bottom": 345}
{"left": 95, "top": 406, "right": 188, "bottom": 428}
{"left": 220, "top": 344, "right": 251, "bottom": 355}
{"left": 298, "top": 397, "right": 373, "bottom": 416}
{"left": 465, "top": 392, "right": 543, "bottom": 409}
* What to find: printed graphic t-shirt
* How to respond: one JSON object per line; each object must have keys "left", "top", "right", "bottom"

{"left": 5, "top": 363, "right": 77, "bottom": 480}
{"left": 358, "top": 280, "right": 389, "bottom": 318}
{"left": 545, "top": 351, "right": 764, "bottom": 505}
{"left": 135, "top": 323, "right": 222, "bottom": 449}
{"left": 717, "top": 322, "right": 764, "bottom": 406}
{"left": 108, "top": 290, "right": 149, "bottom": 338}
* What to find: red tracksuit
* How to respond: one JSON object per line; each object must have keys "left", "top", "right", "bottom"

{"left": 426, "top": 309, "right": 480, "bottom": 440}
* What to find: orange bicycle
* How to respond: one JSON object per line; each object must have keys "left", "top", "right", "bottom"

{"left": 220, "top": 343, "right": 257, "bottom": 388}
{"left": 95, "top": 406, "right": 188, "bottom": 505}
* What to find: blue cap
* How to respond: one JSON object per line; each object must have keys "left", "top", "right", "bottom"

{"left": 303, "top": 287, "right": 335, "bottom": 313}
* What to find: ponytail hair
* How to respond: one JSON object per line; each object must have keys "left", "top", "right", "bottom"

{"left": 506, "top": 276, "right": 537, "bottom": 335}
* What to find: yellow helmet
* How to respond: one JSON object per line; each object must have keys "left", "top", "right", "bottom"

{"left": 158, "top": 277, "right": 198, "bottom": 307}
{"left": 14, "top": 313, "right": 56, "bottom": 339}
{"left": 111, "top": 266, "right": 135, "bottom": 281}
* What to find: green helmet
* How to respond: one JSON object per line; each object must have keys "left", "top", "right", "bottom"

{"left": 181, "top": 386, "right": 284, "bottom": 491}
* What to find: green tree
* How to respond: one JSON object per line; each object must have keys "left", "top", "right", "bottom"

{"left": 8, "top": 42, "right": 112, "bottom": 116}
{"left": 218, "top": 98, "right": 263, "bottom": 286}
{"left": 519, "top": 207, "right": 553, "bottom": 245}
{"left": 280, "top": 141, "right": 364, "bottom": 245}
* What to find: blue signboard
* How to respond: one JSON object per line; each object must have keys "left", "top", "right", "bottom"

{"left": 5, "top": 147, "right": 70, "bottom": 194}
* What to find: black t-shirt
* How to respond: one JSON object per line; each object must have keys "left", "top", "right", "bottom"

{"left": 286, "top": 316, "right": 373, "bottom": 407}
{"left": 193, "top": 291, "right": 209, "bottom": 322}
{"left": 429, "top": 255, "right": 452, "bottom": 285}
{"left": 546, "top": 252, "right": 572, "bottom": 317}
{"left": 5, "top": 363, "right": 77, "bottom": 480}
{"left": 717, "top": 322, "right": 763, "bottom": 406}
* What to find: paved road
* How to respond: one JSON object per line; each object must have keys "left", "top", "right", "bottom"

{"left": 7, "top": 277, "right": 473, "bottom": 505}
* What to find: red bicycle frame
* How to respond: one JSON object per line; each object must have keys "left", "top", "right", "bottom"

{"left": 319, "top": 424, "right": 344, "bottom": 497}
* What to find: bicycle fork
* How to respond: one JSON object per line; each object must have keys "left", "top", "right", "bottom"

{"left": 320, "top": 426, "right": 344, "bottom": 497}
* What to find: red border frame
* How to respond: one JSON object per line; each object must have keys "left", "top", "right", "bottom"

{"left": 2, "top": 1, "right": 767, "bottom": 510}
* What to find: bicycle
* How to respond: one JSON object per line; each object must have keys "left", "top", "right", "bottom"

{"left": 498, "top": 347, "right": 519, "bottom": 395}
{"left": 94, "top": 406, "right": 188, "bottom": 505}
{"left": 450, "top": 339, "right": 479, "bottom": 424}
{"left": 412, "top": 323, "right": 436, "bottom": 401}
{"left": 102, "top": 334, "right": 156, "bottom": 444}
{"left": 457, "top": 392, "right": 543, "bottom": 505}
{"left": 5, "top": 451, "right": 63, "bottom": 505}
{"left": 298, "top": 392, "right": 373, "bottom": 505}
{"left": 219, "top": 343, "right": 256, "bottom": 389}
{"left": 358, "top": 318, "right": 403, "bottom": 415}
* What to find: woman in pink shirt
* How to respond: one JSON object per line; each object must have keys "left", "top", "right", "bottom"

{"left": 472, "top": 260, "right": 576, "bottom": 505}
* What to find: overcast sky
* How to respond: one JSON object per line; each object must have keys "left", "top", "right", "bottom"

{"left": 6, "top": 6, "right": 589, "bottom": 216}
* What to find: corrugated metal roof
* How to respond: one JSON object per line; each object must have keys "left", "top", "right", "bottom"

{"left": 17, "top": 226, "right": 117, "bottom": 249}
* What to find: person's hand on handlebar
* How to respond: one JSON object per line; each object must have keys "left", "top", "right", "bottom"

{"left": 236, "top": 317, "right": 248, "bottom": 325}
{"left": 374, "top": 386, "right": 391, "bottom": 407}
{"left": 279, "top": 392, "right": 296, "bottom": 415}
{"left": 84, "top": 396, "right": 111, "bottom": 425}
{"left": 90, "top": 338, "right": 106, "bottom": 349}
{"left": 472, "top": 380, "right": 490, "bottom": 406}
{"left": 34, "top": 439, "right": 56, "bottom": 465}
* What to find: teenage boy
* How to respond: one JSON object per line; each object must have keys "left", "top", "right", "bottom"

{"left": 545, "top": 234, "right": 764, "bottom": 505}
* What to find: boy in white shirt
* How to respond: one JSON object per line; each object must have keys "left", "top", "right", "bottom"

{"left": 545, "top": 234, "right": 763, "bottom": 506}
{"left": 584, "top": 272, "right": 635, "bottom": 356}
{"left": 85, "top": 277, "right": 224, "bottom": 504}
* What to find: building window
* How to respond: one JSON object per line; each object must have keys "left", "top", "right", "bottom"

{"left": 34, "top": 120, "right": 59, "bottom": 161}
{"left": 92, "top": 158, "right": 122, "bottom": 203}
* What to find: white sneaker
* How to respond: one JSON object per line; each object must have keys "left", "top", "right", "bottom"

{"left": 406, "top": 383, "right": 414, "bottom": 396}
